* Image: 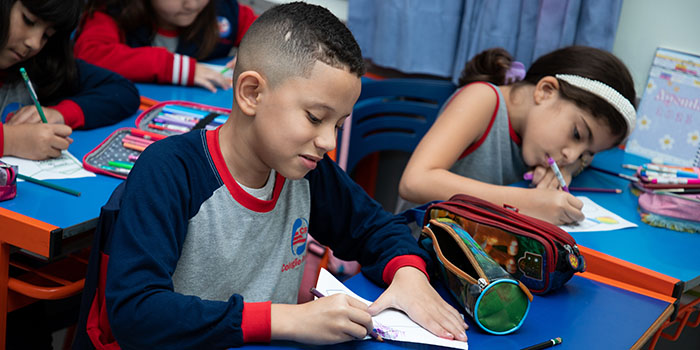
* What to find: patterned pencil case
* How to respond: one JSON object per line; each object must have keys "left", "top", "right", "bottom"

{"left": 83, "top": 101, "right": 230, "bottom": 179}
{"left": 0, "top": 160, "right": 18, "bottom": 201}
{"left": 421, "top": 218, "right": 532, "bottom": 335}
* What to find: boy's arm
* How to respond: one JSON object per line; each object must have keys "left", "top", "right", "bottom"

{"left": 74, "top": 11, "right": 196, "bottom": 86}
{"left": 306, "top": 156, "right": 430, "bottom": 286}
{"left": 49, "top": 59, "right": 140, "bottom": 129}
{"left": 104, "top": 139, "right": 263, "bottom": 348}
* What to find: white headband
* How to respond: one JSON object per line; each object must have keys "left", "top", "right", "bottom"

{"left": 555, "top": 74, "right": 636, "bottom": 136}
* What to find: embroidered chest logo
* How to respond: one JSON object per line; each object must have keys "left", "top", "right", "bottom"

{"left": 290, "top": 217, "right": 308, "bottom": 256}
{"left": 217, "top": 16, "right": 231, "bottom": 38}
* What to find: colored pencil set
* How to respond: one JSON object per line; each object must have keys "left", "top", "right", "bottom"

{"left": 99, "top": 129, "right": 166, "bottom": 177}
{"left": 147, "top": 105, "right": 226, "bottom": 133}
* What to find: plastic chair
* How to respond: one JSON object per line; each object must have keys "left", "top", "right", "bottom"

{"left": 337, "top": 78, "right": 457, "bottom": 175}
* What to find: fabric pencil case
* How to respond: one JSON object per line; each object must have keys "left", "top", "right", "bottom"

{"left": 0, "top": 160, "right": 18, "bottom": 201}
{"left": 83, "top": 101, "right": 230, "bottom": 179}
{"left": 423, "top": 194, "right": 586, "bottom": 294}
{"left": 421, "top": 218, "right": 532, "bottom": 335}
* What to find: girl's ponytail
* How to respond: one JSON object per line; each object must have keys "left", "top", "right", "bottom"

{"left": 458, "top": 48, "right": 515, "bottom": 87}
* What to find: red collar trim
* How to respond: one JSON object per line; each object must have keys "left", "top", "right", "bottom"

{"left": 156, "top": 28, "right": 179, "bottom": 38}
{"left": 206, "top": 128, "right": 285, "bottom": 213}
{"left": 508, "top": 117, "right": 521, "bottom": 145}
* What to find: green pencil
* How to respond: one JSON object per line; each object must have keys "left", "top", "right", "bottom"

{"left": 220, "top": 66, "right": 231, "bottom": 74}
{"left": 19, "top": 67, "right": 48, "bottom": 123}
{"left": 17, "top": 174, "right": 81, "bottom": 197}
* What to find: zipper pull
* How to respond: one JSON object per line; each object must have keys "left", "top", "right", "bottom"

{"left": 564, "top": 244, "right": 581, "bottom": 270}
{"left": 477, "top": 278, "right": 489, "bottom": 290}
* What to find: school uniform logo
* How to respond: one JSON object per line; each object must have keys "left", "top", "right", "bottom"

{"left": 217, "top": 16, "right": 231, "bottom": 38}
{"left": 290, "top": 217, "right": 308, "bottom": 256}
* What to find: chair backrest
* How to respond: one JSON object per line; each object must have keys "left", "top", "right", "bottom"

{"left": 338, "top": 78, "right": 456, "bottom": 175}
{"left": 72, "top": 182, "right": 125, "bottom": 350}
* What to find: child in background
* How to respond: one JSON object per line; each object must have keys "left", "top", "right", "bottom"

{"left": 97, "top": 3, "right": 468, "bottom": 348}
{"left": 399, "top": 46, "right": 636, "bottom": 225}
{"left": 75, "top": 0, "right": 257, "bottom": 92}
{"left": 1, "top": 0, "right": 140, "bottom": 160}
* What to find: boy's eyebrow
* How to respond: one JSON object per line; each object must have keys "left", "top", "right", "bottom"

{"left": 309, "top": 103, "right": 336, "bottom": 113}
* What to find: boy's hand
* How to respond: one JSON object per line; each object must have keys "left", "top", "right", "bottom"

{"left": 2, "top": 123, "right": 72, "bottom": 160}
{"left": 523, "top": 188, "right": 584, "bottom": 225}
{"left": 5, "top": 106, "right": 65, "bottom": 125}
{"left": 271, "top": 294, "right": 374, "bottom": 345}
{"left": 194, "top": 63, "right": 232, "bottom": 93}
{"left": 368, "top": 266, "right": 468, "bottom": 342}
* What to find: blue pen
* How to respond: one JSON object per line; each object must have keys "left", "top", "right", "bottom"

{"left": 547, "top": 156, "right": 569, "bottom": 192}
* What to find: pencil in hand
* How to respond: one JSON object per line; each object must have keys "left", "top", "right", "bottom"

{"left": 19, "top": 67, "right": 48, "bottom": 123}
{"left": 309, "top": 288, "right": 384, "bottom": 342}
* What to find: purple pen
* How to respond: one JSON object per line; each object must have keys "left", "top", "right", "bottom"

{"left": 309, "top": 288, "right": 384, "bottom": 342}
{"left": 547, "top": 156, "right": 569, "bottom": 192}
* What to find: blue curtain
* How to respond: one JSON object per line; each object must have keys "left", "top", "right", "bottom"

{"left": 348, "top": 0, "right": 623, "bottom": 83}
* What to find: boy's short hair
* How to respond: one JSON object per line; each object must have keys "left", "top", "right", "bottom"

{"left": 234, "top": 1, "right": 365, "bottom": 87}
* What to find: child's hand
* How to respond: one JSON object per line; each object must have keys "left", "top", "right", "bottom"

{"left": 194, "top": 63, "right": 232, "bottom": 93}
{"left": 5, "top": 106, "right": 65, "bottom": 125}
{"left": 271, "top": 294, "right": 374, "bottom": 345}
{"left": 2, "top": 123, "right": 73, "bottom": 160}
{"left": 528, "top": 165, "right": 573, "bottom": 190}
{"left": 524, "top": 188, "right": 584, "bottom": 225}
{"left": 225, "top": 56, "right": 237, "bottom": 70}
{"left": 368, "top": 266, "right": 468, "bottom": 342}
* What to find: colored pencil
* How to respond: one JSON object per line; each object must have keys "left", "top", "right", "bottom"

{"left": 308, "top": 288, "right": 384, "bottom": 342}
{"left": 108, "top": 160, "right": 134, "bottom": 170}
{"left": 130, "top": 128, "right": 167, "bottom": 141}
{"left": 17, "top": 174, "right": 80, "bottom": 196}
{"left": 19, "top": 67, "right": 47, "bottom": 123}
{"left": 588, "top": 165, "right": 639, "bottom": 182}
{"left": 122, "top": 142, "right": 146, "bottom": 152}
{"left": 521, "top": 337, "right": 562, "bottom": 350}
{"left": 569, "top": 187, "right": 622, "bottom": 193}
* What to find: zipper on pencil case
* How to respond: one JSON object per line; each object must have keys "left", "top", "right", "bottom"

{"left": 424, "top": 219, "right": 491, "bottom": 289}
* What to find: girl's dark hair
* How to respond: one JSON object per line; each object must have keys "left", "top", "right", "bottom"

{"left": 1, "top": 0, "right": 81, "bottom": 101}
{"left": 80, "top": 0, "right": 219, "bottom": 60}
{"left": 459, "top": 46, "right": 636, "bottom": 143}
{"left": 458, "top": 48, "right": 513, "bottom": 87}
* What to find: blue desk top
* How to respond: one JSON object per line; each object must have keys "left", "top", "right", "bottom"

{"left": 569, "top": 148, "right": 700, "bottom": 290}
{"left": 238, "top": 273, "right": 670, "bottom": 350}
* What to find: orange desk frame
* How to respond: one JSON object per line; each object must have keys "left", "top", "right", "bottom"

{"left": 0, "top": 207, "right": 85, "bottom": 350}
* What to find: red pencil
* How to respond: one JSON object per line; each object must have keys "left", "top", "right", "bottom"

{"left": 569, "top": 187, "right": 622, "bottom": 193}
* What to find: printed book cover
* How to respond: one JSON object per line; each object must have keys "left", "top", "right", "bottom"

{"left": 625, "top": 48, "right": 700, "bottom": 166}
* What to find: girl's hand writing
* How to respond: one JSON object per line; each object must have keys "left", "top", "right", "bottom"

{"left": 2, "top": 123, "right": 72, "bottom": 160}
{"left": 522, "top": 187, "right": 584, "bottom": 225}
{"left": 368, "top": 266, "right": 468, "bottom": 342}
{"left": 271, "top": 293, "right": 374, "bottom": 345}
{"left": 5, "top": 106, "right": 65, "bottom": 125}
{"left": 194, "top": 63, "right": 232, "bottom": 93}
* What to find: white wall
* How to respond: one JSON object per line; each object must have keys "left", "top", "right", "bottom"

{"left": 612, "top": 0, "right": 700, "bottom": 95}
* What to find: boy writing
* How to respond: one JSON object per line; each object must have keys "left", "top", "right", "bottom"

{"left": 102, "top": 2, "right": 468, "bottom": 348}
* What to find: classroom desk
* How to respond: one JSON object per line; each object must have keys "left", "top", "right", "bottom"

{"left": 0, "top": 82, "right": 233, "bottom": 349}
{"left": 237, "top": 273, "right": 673, "bottom": 350}
{"left": 568, "top": 148, "right": 700, "bottom": 297}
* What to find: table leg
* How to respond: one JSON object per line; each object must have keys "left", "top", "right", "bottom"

{"left": 1, "top": 241, "right": 10, "bottom": 350}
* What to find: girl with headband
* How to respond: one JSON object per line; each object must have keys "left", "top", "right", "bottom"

{"left": 398, "top": 46, "right": 636, "bottom": 225}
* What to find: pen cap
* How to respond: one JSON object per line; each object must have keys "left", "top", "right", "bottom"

{"left": 0, "top": 160, "right": 18, "bottom": 202}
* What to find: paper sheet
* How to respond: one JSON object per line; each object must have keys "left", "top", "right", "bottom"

{"left": 1, "top": 150, "right": 95, "bottom": 180}
{"left": 315, "top": 268, "right": 468, "bottom": 350}
{"left": 559, "top": 196, "right": 637, "bottom": 232}
{"left": 198, "top": 62, "right": 233, "bottom": 79}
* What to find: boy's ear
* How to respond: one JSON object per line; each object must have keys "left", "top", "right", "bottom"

{"left": 235, "top": 71, "right": 266, "bottom": 116}
{"left": 533, "top": 76, "right": 560, "bottom": 104}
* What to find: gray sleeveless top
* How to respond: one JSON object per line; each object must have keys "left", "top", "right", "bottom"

{"left": 395, "top": 82, "right": 527, "bottom": 215}
{"left": 448, "top": 82, "right": 527, "bottom": 185}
